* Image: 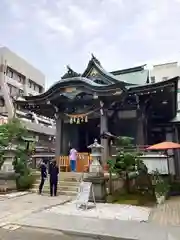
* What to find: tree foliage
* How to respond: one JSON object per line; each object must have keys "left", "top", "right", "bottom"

{"left": 0, "top": 118, "right": 35, "bottom": 190}
{"left": 113, "top": 136, "right": 146, "bottom": 193}
{"left": 0, "top": 118, "right": 28, "bottom": 170}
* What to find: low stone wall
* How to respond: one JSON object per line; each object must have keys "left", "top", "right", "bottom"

{"left": 104, "top": 173, "right": 124, "bottom": 194}
{"left": 0, "top": 173, "right": 17, "bottom": 192}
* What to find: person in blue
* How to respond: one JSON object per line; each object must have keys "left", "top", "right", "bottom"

{"left": 39, "top": 159, "right": 47, "bottom": 195}
{"left": 49, "top": 159, "right": 59, "bottom": 196}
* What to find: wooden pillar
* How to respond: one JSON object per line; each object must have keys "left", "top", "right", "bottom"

{"left": 136, "top": 112, "right": 145, "bottom": 146}
{"left": 100, "top": 112, "right": 109, "bottom": 164}
{"left": 173, "top": 125, "right": 180, "bottom": 177}
{"left": 55, "top": 115, "right": 63, "bottom": 158}
{"left": 166, "top": 130, "right": 175, "bottom": 175}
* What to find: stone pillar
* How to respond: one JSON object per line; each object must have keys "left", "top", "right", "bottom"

{"left": 100, "top": 113, "right": 108, "bottom": 163}
{"left": 55, "top": 116, "right": 63, "bottom": 158}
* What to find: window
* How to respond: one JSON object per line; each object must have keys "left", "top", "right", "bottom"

{"left": 28, "top": 79, "right": 32, "bottom": 88}
{"left": 151, "top": 76, "right": 155, "bottom": 83}
{"left": 8, "top": 84, "right": 18, "bottom": 96}
{"left": 19, "top": 89, "right": 24, "bottom": 96}
{"left": 38, "top": 86, "right": 41, "bottom": 93}
{"left": 162, "top": 77, "right": 168, "bottom": 81}
{"left": 6, "top": 67, "right": 13, "bottom": 78}
{"left": 18, "top": 74, "right": 25, "bottom": 84}
{"left": 178, "top": 101, "right": 180, "bottom": 111}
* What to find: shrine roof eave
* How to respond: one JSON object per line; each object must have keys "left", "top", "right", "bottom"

{"left": 111, "top": 65, "right": 146, "bottom": 76}
{"left": 127, "top": 76, "right": 179, "bottom": 94}
{"left": 22, "top": 77, "right": 127, "bottom": 103}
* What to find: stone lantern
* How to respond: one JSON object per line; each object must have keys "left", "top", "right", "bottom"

{"left": 88, "top": 139, "right": 104, "bottom": 175}
{"left": 83, "top": 139, "right": 107, "bottom": 203}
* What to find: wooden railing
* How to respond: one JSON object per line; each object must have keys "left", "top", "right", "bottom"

{"left": 56, "top": 152, "right": 91, "bottom": 172}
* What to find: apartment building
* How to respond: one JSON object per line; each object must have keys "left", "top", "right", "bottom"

{"left": 150, "top": 62, "right": 180, "bottom": 111}
{"left": 0, "top": 47, "right": 56, "bottom": 153}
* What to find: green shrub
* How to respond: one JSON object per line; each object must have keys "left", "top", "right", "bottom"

{"left": 152, "top": 170, "right": 170, "bottom": 197}
{"left": 170, "top": 182, "right": 180, "bottom": 192}
{"left": 16, "top": 174, "right": 36, "bottom": 191}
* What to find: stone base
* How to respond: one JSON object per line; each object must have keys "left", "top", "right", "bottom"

{"left": 83, "top": 175, "right": 107, "bottom": 203}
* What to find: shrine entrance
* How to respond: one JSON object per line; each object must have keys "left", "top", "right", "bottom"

{"left": 78, "top": 118, "right": 100, "bottom": 152}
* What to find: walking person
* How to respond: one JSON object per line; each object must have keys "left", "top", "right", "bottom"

{"left": 49, "top": 160, "right": 59, "bottom": 196}
{"left": 69, "top": 147, "right": 77, "bottom": 172}
{"left": 39, "top": 159, "right": 47, "bottom": 195}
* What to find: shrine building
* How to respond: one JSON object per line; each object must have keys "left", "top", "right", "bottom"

{"left": 16, "top": 55, "right": 179, "bottom": 174}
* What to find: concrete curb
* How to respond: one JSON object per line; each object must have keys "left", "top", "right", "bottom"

{"left": 0, "top": 191, "right": 30, "bottom": 200}
{"left": 8, "top": 224, "right": 132, "bottom": 240}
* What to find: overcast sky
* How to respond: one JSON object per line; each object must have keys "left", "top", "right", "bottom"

{"left": 1, "top": 0, "right": 180, "bottom": 88}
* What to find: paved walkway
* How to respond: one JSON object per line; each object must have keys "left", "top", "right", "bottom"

{"left": 0, "top": 193, "right": 71, "bottom": 227}
{"left": 0, "top": 193, "right": 180, "bottom": 239}
{"left": 149, "top": 196, "right": 180, "bottom": 226}
{"left": 0, "top": 227, "right": 92, "bottom": 240}
{"left": 46, "top": 202, "right": 151, "bottom": 222}
{"left": 13, "top": 211, "right": 180, "bottom": 239}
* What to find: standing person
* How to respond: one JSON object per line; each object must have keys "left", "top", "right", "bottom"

{"left": 49, "top": 160, "right": 59, "bottom": 196}
{"left": 69, "top": 147, "right": 77, "bottom": 172}
{"left": 39, "top": 159, "right": 47, "bottom": 195}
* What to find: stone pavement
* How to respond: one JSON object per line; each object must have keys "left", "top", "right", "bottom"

{"left": 149, "top": 196, "right": 180, "bottom": 226}
{"left": 45, "top": 202, "right": 151, "bottom": 222}
{"left": 0, "top": 193, "right": 71, "bottom": 227}
{"left": 0, "top": 192, "right": 180, "bottom": 239}
{"left": 13, "top": 211, "right": 180, "bottom": 239}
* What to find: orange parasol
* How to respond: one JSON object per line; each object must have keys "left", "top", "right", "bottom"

{"left": 146, "top": 141, "right": 180, "bottom": 150}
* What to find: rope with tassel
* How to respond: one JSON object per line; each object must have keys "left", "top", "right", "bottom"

{"left": 64, "top": 107, "right": 100, "bottom": 124}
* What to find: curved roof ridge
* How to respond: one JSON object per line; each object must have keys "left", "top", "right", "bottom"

{"left": 61, "top": 65, "right": 81, "bottom": 79}
{"left": 82, "top": 54, "right": 127, "bottom": 85}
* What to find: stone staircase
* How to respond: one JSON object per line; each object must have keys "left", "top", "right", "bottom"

{"left": 32, "top": 172, "right": 83, "bottom": 196}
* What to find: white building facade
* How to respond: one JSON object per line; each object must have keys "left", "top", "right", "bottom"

{"left": 150, "top": 62, "right": 180, "bottom": 111}
{"left": 0, "top": 47, "right": 55, "bottom": 150}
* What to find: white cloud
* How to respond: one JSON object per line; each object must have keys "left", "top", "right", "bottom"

{"left": 1, "top": 0, "right": 180, "bottom": 87}
{"left": 68, "top": 5, "right": 105, "bottom": 35}
{"left": 37, "top": 10, "right": 74, "bottom": 39}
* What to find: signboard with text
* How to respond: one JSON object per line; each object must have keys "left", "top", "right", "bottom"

{"left": 76, "top": 181, "right": 92, "bottom": 206}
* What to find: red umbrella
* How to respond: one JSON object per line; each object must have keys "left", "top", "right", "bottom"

{"left": 146, "top": 141, "right": 180, "bottom": 150}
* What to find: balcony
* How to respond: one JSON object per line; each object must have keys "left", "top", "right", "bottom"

{"left": 6, "top": 76, "right": 23, "bottom": 90}
{"left": 22, "top": 120, "right": 56, "bottom": 136}
{"left": 25, "top": 86, "right": 40, "bottom": 96}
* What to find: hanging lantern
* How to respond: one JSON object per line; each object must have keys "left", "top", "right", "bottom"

{"left": 70, "top": 118, "right": 73, "bottom": 124}
{"left": 73, "top": 117, "right": 76, "bottom": 123}
{"left": 77, "top": 118, "right": 80, "bottom": 124}
{"left": 85, "top": 115, "right": 88, "bottom": 122}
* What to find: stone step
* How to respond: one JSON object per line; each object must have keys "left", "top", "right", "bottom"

{"left": 33, "top": 183, "right": 79, "bottom": 192}
{"left": 35, "top": 172, "right": 83, "bottom": 182}
{"left": 35, "top": 180, "right": 80, "bottom": 187}
{"left": 31, "top": 188, "right": 77, "bottom": 196}
{"left": 32, "top": 172, "right": 82, "bottom": 197}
